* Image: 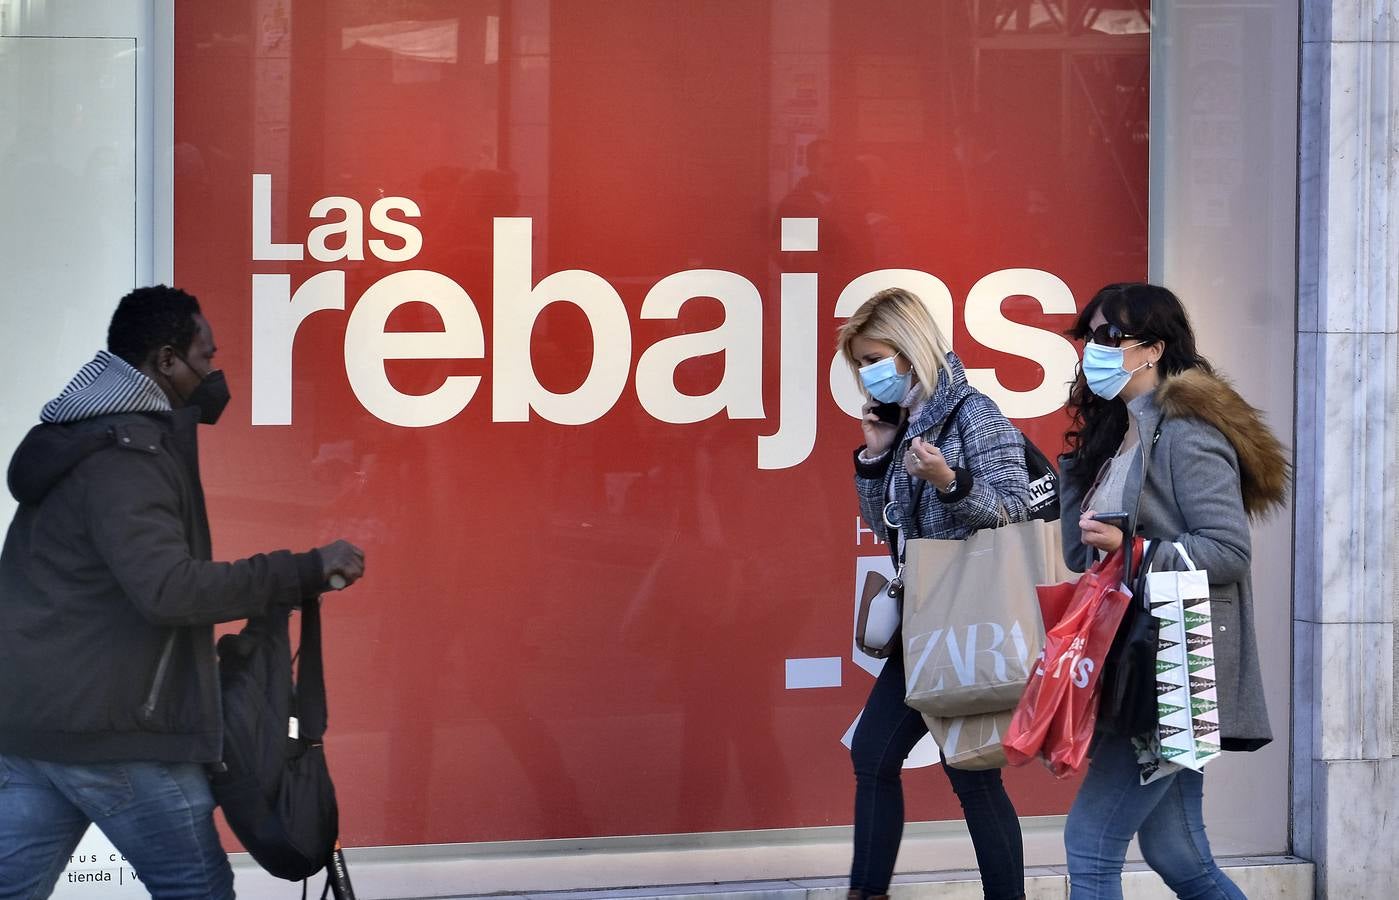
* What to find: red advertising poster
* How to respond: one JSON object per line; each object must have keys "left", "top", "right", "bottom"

{"left": 175, "top": 2, "right": 1149, "bottom": 846}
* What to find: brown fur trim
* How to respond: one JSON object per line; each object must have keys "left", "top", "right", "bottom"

{"left": 1156, "top": 369, "right": 1291, "bottom": 519}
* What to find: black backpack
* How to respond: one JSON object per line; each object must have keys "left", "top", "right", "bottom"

{"left": 211, "top": 598, "right": 339, "bottom": 881}
{"left": 1023, "top": 440, "right": 1060, "bottom": 523}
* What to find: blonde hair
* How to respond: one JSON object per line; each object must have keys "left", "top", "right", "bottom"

{"left": 837, "top": 287, "right": 953, "bottom": 401}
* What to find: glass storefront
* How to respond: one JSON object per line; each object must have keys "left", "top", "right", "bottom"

{"left": 0, "top": 1, "right": 1300, "bottom": 894}
{"left": 173, "top": 0, "right": 1147, "bottom": 846}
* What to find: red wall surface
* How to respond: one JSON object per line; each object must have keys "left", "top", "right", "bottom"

{"left": 175, "top": 1, "right": 1150, "bottom": 846}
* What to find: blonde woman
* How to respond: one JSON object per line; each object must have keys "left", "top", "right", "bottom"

{"left": 840, "top": 288, "right": 1031, "bottom": 900}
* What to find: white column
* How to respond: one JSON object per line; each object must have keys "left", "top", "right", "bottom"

{"left": 1294, "top": 2, "right": 1399, "bottom": 896}
{"left": 0, "top": 1, "right": 159, "bottom": 895}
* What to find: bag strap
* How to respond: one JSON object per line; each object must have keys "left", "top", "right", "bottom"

{"left": 898, "top": 480, "right": 930, "bottom": 547}
{"left": 935, "top": 393, "right": 974, "bottom": 448}
{"left": 1123, "top": 420, "right": 1165, "bottom": 583}
{"left": 879, "top": 418, "right": 911, "bottom": 571}
{"left": 884, "top": 480, "right": 926, "bottom": 570}
{"left": 1132, "top": 539, "right": 1164, "bottom": 609}
{"left": 892, "top": 393, "right": 973, "bottom": 557}
{"left": 295, "top": 597, "right": 328, "bottom": 741}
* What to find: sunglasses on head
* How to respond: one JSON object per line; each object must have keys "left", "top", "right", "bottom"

{"left": 1086, "top": 322, "right": 1136, "bottom": 347}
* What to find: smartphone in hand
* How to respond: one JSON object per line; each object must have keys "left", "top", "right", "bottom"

{"left": 873, "top": 402, "right": 902, "bottom": 425}
{"left": 1090, "top": 511, "right": 1130, "bottom": 532}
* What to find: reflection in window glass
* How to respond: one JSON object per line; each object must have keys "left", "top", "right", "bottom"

{"left": 175, "top": 0, "right": 1148, "bottom": 847}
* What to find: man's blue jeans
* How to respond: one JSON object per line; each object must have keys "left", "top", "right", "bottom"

{"left": 0, "top": 753, "right": 234, "bottom": 900}
{"left": 1065, "top": 735, "right": 1245, "bottom": 900}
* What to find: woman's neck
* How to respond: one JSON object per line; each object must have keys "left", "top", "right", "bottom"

{"left": 1118, "top": 371, "right": 1160, "bottom": 403}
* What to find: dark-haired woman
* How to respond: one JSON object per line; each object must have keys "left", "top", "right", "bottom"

{"left": 841, "top": 287, "right": 1031, "bottom": 900}
{"left": 1058, "top": 283, "right": 1289, "bottom": 899}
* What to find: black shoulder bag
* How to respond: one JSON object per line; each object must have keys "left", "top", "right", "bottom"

{"left": 211, "top": 598, "right": 341, "bottom": 883}
{"left": 938, "top": 394, "right": 1062, "bottom": 523}
{"left": 1097, "top": 423, "right": 1165, "bottom": 738}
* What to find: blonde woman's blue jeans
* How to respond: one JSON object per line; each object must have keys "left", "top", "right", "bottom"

{"left": 1065, "top": 735, "right": 1245, "bottom": 899}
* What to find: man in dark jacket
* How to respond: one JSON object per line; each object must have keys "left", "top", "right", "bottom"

{"left": 0, "top": 285, "right": 365, "bottom": 899}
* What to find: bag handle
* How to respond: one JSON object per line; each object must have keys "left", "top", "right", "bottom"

{"left": 294, "top": 597, "right": 329, "bottom": 742}
{"left": 1132, "top": 539, "right": 1164, "bottom": 609}
{"left": 1132, "top": 540, "right": 1198, "bottom": 617}
{"left": 1140, "top": 539, "right": 1198, "bottom": 574}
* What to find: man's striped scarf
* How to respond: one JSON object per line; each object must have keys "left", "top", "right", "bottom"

{"left": 41, "top": 350, "right": 172, "bottom": 424}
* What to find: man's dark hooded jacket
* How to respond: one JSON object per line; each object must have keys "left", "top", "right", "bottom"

{"left": 0, "top": 351, "right": 322, "bottom": 764}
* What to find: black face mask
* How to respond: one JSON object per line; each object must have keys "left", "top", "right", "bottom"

{"left": 186, "top": 369, "right": 231, "bottom": 425}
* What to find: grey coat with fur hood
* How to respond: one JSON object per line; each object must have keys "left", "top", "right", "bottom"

{"left": 1059, "top": 369, "right": 1289, "bottom": 751}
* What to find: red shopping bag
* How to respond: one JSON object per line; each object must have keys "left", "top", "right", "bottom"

{"left": 1003, "top": 546, "right": 1135, "bottom": 776}
{"left": 1035, "top": 578, "right": 1078, "bottom": 634}
{"left": 1041, "top": 576, "right": 1134, "bottom": 777}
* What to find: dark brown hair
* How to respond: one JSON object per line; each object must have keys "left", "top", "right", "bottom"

{"left": 1063, "top": 283, "right": 1215, "bottom": 495}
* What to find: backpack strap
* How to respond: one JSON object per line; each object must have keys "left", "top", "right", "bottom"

{"left": 934, "top": 393, "right": 974, "bottom": 448}
{"left": 295, "top": 598, "right": 328, "bottom": 742}
{"left": 893, "top": 392, "right": 973, "bottom": 552}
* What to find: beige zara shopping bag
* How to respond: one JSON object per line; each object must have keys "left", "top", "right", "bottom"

{"left": 925, "top": 707, "right": 1016, "bottom": 770}
{"left": 901, "top": 520, "right": 1047, "bottom": 718}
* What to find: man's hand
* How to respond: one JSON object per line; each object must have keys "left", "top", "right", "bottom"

{"left": 318, "top": 540, "right": 365, "bottom": 590}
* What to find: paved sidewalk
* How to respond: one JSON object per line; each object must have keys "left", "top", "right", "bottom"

{"left": 366, "top": 857, "right": 1313, "bottom": 899}
{"left": 228, "top": 831, "right": 1313, "bottom": 900}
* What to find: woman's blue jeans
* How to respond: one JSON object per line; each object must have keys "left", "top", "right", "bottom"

{"left": 1065, "top": 735, "right": 1245, "bottom": 899}
{"left": 850, "top": 649, "right": 1025, "bottom": 899}
{"left": 0, "top": 753, "right": 234, "bottom": 900}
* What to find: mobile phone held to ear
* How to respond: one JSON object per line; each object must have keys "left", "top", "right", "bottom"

{"left": 873, "top": 402, "right": 902, "bottom": 425}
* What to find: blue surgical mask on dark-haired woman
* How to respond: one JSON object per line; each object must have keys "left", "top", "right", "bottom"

{"left": 1083, "top": 340, "right": 1148, "bottom": 400}
{"left": 859, "top": 354, "right": 912, "bottom": 404}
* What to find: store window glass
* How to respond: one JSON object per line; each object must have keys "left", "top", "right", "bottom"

{"left": 174, "top": 0, "right": 1149, "bottom": 847}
